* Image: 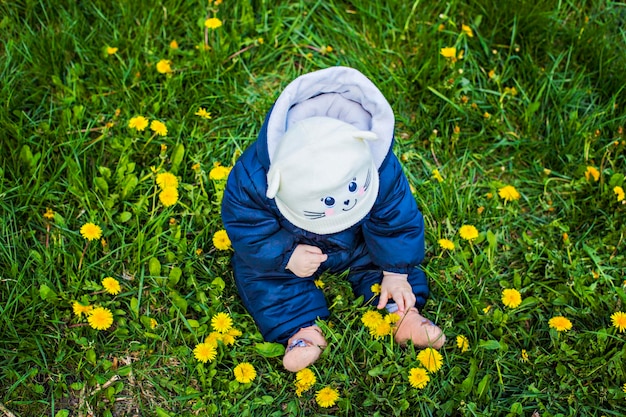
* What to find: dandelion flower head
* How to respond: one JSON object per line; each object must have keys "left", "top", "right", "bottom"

{"left": 205, "top": 17, "right": 223, "bottom": 29}
{"left": 461, "top": 24, "right": 474, "bottom": 37}
{"left": 498, "top": 185, "right": 521, "bottom": 202}
{"left": 193, "top": 342, "right": 217, "bottom": 363}
{"left": 159, "top": 187, "right": 179, "bottom": 207}
{"left": 440, "top": 46, "right": 457, "bottom": 59}
{"left": 156, "top": 172, "right": 179, "bottom": 190}
{"left": 87, "top": 307, "right": 114, "bottom": 330}
{"left": 417, "top": 347, "right": 443, "bottom": 373}
{"left": 72, "top": 301, "right": 93, "bottom": 317}
{"left": 195, "top": 107, "right": 212, "bottom": 119}
{"left": 456, "top": 335, "right": 470, "bottom": 352}
{"left": 106, "top": 46, "right": 118, "bottom": 55}
{"left": 209, "top": 164, "right": 231, "bottom": 180}
{"left": 295, "top": 368, "right": 316, "bottom": 396}
{"left": 233, "top": 362, "right": 256, "bottom": 384}
{"left": 156, "top": 59, "right": 172, "bottom": 74}
{"left": 102, "top": 277, "right": 121, "bottom": 295}
{"left": 128, "top": 115, "right": 149, "bottom": 131}
{"left": 370, "top": 319, "right": 392, "bottom": 339}
{"left": 211, "top": 312, "right": 233, "bottom": 333}
{"left": 80, "top": 222, "right": 102, "bottom": 241}
{"left": 315, "top": 386, "right": 339, "bottom": 408}
{"left": 584, "top": 166, "right": 600, "bottom": 181}
{"left": 438, "top": 238, "right": 455, "bottom": 250}
{"left": 614, "top": 186, "right": 625, "bottom": 202}
{"left": 408, "top": 367, "right": 430, "bottom": 389}
{"left": 361, "top": 310, "right": 384, "bottom": 329}
{"left": 432, "top": 169, "right": 444, "bottom": 183}
{"left": 610, "top": 311, "right": 626, "bottom": 333}
{"left": 212, "top": 230, "right": 231, "bottom": 250}
{"left": 44, "top": 208, "right": 55, "bottom": 220}
{"left": 370, "top": 283, "right": 381, "bottom": 295}
{"left": 459, "top": 225, "right": 479, "bottom": 241}
{"left": 549, "top": 316, "right": 573, "bottom": 332}
{"left": 150, "top": 120, "right": 168, "bottom": 136}
{"left": 501, "top": 288, "right": 522, "bottom": 308}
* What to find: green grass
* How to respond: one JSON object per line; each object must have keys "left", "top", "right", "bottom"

{"left": 1, "top": 0, "right": 626, "bottom": 415}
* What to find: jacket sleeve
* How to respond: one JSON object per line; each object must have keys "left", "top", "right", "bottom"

{"left": 221, "top": 158, "right": 297, "bottom": 272}
{"left": 362, "top": 154, "right": 425, "bottom": 274}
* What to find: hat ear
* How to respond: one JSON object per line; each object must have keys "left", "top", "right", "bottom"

{"left": 266, "top": 168, "right": 281, "bottom": 199}
{"left": 353, "top": 130, "right": 378, "bottom": 142}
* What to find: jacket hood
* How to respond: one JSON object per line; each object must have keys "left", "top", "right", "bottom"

{"left": 259, "top": 66, "right": 395, "bottom": 170}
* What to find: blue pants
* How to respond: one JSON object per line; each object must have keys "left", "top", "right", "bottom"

{"left": 232, "top": 241, "right": 429, "bottom": 344}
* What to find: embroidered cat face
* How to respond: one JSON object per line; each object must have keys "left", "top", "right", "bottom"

{"left": 304, "top": 168, "right": 373, "bottom": 220}
{"left": 266, "top": 117, "right": 380, "bottom": 235}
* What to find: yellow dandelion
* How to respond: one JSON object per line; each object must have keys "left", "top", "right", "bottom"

{"left": 438, "top": 238, "right": 455, "bottom": 250}
{"left": 295, "top": 368, "right": 316, "bottom": 396}
{"left": 483, "top": 305, "right": 492, "bottom": 314}
{"left": 520, "top": 349, "right": 529, "bottom": 362}
{"left": 128, "top": 115, "right": 149, "bottom": 131}
{"left": 156, "top": 59, "right": 172, "bottom": 74}
{"left": 610, "top": 311, "right": 626, "bottom": 333}
{"left": 315, "top": 386, "right": 339, "bottom": 408}
{"left": 459, "top": 225, "right": 479, "bottom": 241}
{"left": 461, "top": 24, "right": 474, "bottom": 37}
{"left": 72, "top": 301, "right": 93, "bottom": 317}
{"left": 195, "top": 107, "right": 212, "bottom": 119}
{"left": 106, "top": 46, "right": 118, "bottom": 55}
{"left": 417, "top": 347, "right": 443, "bottom": 373}
{"left": 44, "top": 208, "right": 55, "bottom": 220}
{"left": 384, "top": 313, "right": 400, "bottom": 325}
{"left": 432, "top": 169, "right": 444, "bottom": 183}
{"left": 498, "top": 185, "right": 521, "bottom": 202}
{"left": 102, "top": 277, "right": 121, "bottom": 295}
{"left": 169, "top": 40, "right": 179, "bottom": 49}
{"left": 87, "top": 307, "right": 114, "bottom": 330}
{"left": 233, "top": 362, "right": 256, "bottom": 384}
{"left": 370, "top": 320, "right": 392, "bottom": 338}
{"left": 212, "top": 229, "right": 232, "bottom": 251}
{"left": 501, "top": 288, "right": 522, "bottom": 308}
{"left": 456, "top": 335, "right": 470, "bottom": 352}
{"left": 150, "top": 120, "right": 168, "bottom": 136}
{"left": 204, "top": 17, "right": 223, "bottom": 29}
{"left": 584, "top": 166, "right": 600, "bottom": 181}
{"left": 408, "top": 367, "right": 430, "bottom": 389}
{"left": 257, "top": 37, "right": 264, "bottom": 44}
{"left": 549, "top": 316, "right": 573, "bottom": 332}
{"left": 156, "top": 172, "right": 178, "bottom": 190}
{"left": 159, "top": 187, "right": 179, "bottom": 207}
{"left": 209, "top": 164, "right": 231, "bottom": 180}
{"left": 361, "top": 310, "right": 384, "bottom": 329}
{"left": 370, "top": 283, "right": 381, "bottom": 295}
{"left": 314, "top": 278, "right": 325, "bottom": 289}
{"left": 80, "top": 222, "right": 102, "bottom": 241}
{"left": 193, "top": 342, "right": 217, "bottom": 363}
{"left": 440, "top": 46, "right": 457, "bottom": 59}
{"left": 150, "top": 318, "right": 158, "bottom": 329}
{"left": 614, "top": 186, "right": 625, "bottom": 202}
{"left": 211, "top": 312, "right": 233, "bottom": 333}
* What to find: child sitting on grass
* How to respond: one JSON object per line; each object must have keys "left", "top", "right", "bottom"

{"left": 221, "top": 66, "right": 445, "bottom": 372}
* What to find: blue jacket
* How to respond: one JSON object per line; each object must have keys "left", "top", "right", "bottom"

{"left": 221, "top": 67, "right": 429, "bottom": 343}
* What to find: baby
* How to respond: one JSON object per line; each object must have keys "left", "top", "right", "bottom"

{"left": 221, "top": 66, "right": 445, "bottom": 372}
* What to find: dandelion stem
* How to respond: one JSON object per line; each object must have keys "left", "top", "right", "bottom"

{"left": 78, "top": 241, "right": 89, "bottom": 270}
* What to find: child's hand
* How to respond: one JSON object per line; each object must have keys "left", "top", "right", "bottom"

{"left": 286, "top": 244, "right": 328, "bottom": 278}
{"left": 377, "top": 271, "right": 416, "bottom": 314}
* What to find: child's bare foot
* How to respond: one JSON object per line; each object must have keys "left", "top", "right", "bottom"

{"left": 393, "top": 308, "right": 445, "bottom": 349}
{"left": 282, "top": 325, "right": 327, "bottom": 372}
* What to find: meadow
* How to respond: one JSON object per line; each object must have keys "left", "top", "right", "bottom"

{"left": 1, "top": 0, "right": 626, "bottom": 416}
